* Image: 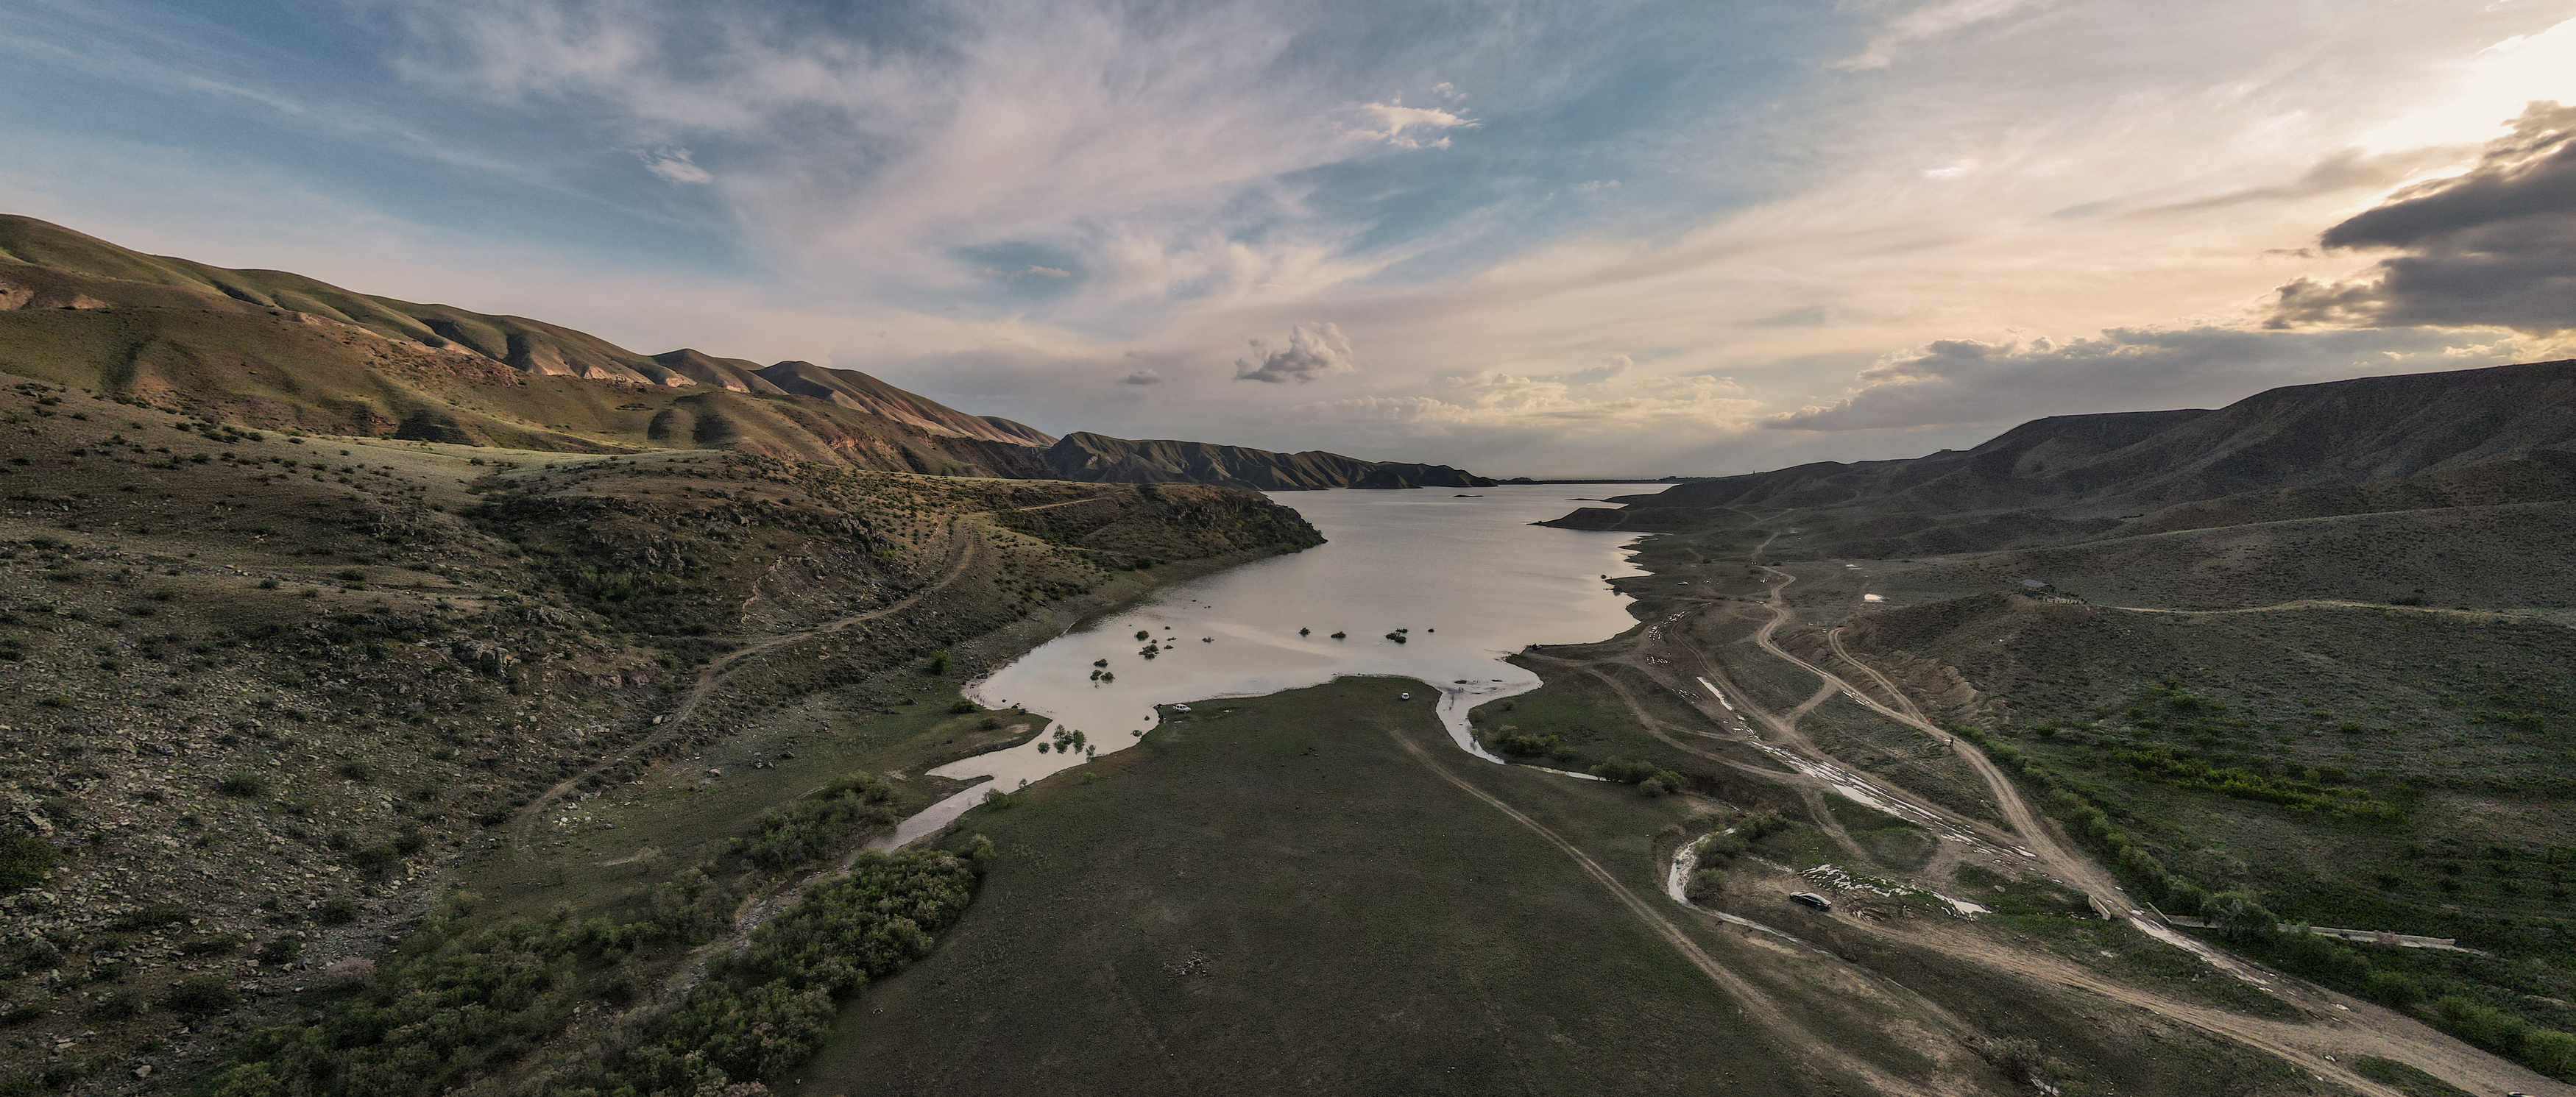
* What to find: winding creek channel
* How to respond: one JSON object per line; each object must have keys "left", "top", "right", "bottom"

{"left": 874, "top": 483, "right": 1663, "bottom": 845}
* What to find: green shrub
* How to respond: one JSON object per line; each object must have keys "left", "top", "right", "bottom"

{"left": 947, "top": 697, "right": 978, "bottom": 714}
{"left": 1637, "top": 770, "right": 1688, "bottom": 796}
{"left": 88, "top": 989, "right": 146, "bottom": 1020}
{"left": 163, "top": 975, "right": 236, "bottom": 1014}
{"left": 2363, "top": 968, "right": 2426, "bottom": 1008}
{"left": 257, "top": 937, "right": 302, "bottom": 965}
{"left": 216, "top": 774, "right": 266, "bottom": 798}
{"left": 1493, "top": 731, "right": 1561, "bottom": 757}
{"left": 736, "top": 777, "right": 899, "bottom": 870}
{"left": 2431, "top": 995, "right": 2525, "bottom": 1057}
{"left": 2523, "top": 1028, "right": 2576, "bottom": 1078}
{"left": 1588, "top": 758, "right": 1661, "bottom": 784}
{"left": 110, "top": 902, "right": 191, "bottom": 931}
{"left": 2198, "top": 891, "right": 2278, "bottom": 939}
{"left": 1683, "top": 867, "right": 1726, "bottom": 903}
{"left": 546, "top": 848, "right": 980, "bottom": 1093}
{"left": 0, "top": 837, "right": 54, "bottom": 894}
{"left": 927, "top": 650, "right": 952, "bottom": 675}
{"left": 316, "top": 898, "right": 363, "bottom": 926}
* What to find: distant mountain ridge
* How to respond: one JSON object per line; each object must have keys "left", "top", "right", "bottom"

{"left": 1040, "top": 431, "right": 1496, "bottom": 490}
{"left": 1552, "top": 358, "right": 2576, "bottom": 556}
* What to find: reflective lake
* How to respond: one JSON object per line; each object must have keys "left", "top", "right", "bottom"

{"left": 881, "top": 484, "right": 1661, "bottom": 845}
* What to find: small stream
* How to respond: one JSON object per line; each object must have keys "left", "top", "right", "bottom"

{"left": 873, "top": 485, "right": 1662, "bottom": 848}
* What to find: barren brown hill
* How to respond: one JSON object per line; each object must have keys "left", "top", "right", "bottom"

{"left": 0, "top": 215, "right": 1049, "bottom": 472}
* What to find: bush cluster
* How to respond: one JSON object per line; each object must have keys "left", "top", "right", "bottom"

{"left": 537, "top": 844, "right": 986, "bottom": 1096}
{"left": 736, "top": 776, "right": 900, "bottom": 871}
{"left": 200, "top": 872, "right": 742, "bottom": 1097}
{"left": 2101, "top": 745, "right": 2400, "bottom": 817}
{"left": 1588, "top": 758, "right": 1688, "bottom": 795}
{"left": 0, "top": 837, "right": 54, "bottom": 894}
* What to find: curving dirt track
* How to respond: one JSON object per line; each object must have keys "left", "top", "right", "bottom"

{"left": 524, "top": 514, "right": 997, "bottom": 819}
{"left": 1565, "top": 546, "right": 2572, "bottom": 1096}
{"left": 1386, "top": 726, "right": 1957, "bottom": 1097}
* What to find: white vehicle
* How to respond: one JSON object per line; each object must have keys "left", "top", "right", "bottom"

{"left": 1170, "top": 703, "right": 1192, "bottom": 713}
{"left": 1399, "top": 692, "right": 1412, "bottom": 700}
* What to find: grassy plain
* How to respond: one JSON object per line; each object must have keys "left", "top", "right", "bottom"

{"left": 800, "top": 678, "right": 1875, "bottom": 1097}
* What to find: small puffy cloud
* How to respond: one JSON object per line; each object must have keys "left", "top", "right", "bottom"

{"left": 1234, "top": 322, "right": 1359, "bottom": 383}
{"left": 1574, "top": 180, "right": 1621, "bottom": 193}
{"left": 1340, "top": 97, "right": 1476, "bottom": 149}
{"left": 1431, "top": 82, "right": 1461, "bottom": 100}
{"left": 632, "top": 146, "right": 712, "bottom": 185}
{"left": 1119, "top": 369, "right": 1163, "bottom": 385}
{"left": 1563, "top": 355, "right": 1634, "bottom": 386}
{"left": 980, "top": 265, "right": 1072, "bottom": 277}
{"left": 2269, "top": 102, "right": 2576, "bottom": 333}
{"left": 1769, "top": 325, "right": 2537, "bottom": 431}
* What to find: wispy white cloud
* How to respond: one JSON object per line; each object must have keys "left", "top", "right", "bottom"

{"left": 633, "top": 146, "right": 711, "bottom": 184}
{"left": 1828, "top": 0, "right": 2054, "bottom": 71}
{"left": 1339, "top": 96, "right": 1476, "bottom": 149}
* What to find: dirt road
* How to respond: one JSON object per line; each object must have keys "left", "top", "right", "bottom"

{"left": 525, "top": 515, "right": 993, "bottom": 819}
{"left": 1655, "top": 554, "right": 2566, "bottom": 1095}
{"left": 1387, "top": 726, "right": 1959, "bottom": 1097}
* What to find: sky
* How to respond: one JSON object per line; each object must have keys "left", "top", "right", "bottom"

{"left": 3, "top": 0, "right": 2575, "bottom": 477}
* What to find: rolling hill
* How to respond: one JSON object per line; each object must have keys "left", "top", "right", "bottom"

{"left": 0, "top": 214, "right": 1050, "bottom": 472}
{"left": 1039, "top": 430, "right": 1495, "bottom": 490}
{"left": 1550, "top": 359, "right": 2576, "bottom": 557}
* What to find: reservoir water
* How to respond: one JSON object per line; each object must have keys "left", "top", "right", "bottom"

{"left": 880, "top": 484, "right": 1661, "bottom": 845}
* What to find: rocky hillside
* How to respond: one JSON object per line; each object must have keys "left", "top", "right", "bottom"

{"left": 1041, "top": 430, "right": 1493, "bottom": 490}
{"left": 0, "top": 216, "right": 1047, "bottom": 470}
{"left": 0, "top": 380, "right": 1319, "bottom": 1092}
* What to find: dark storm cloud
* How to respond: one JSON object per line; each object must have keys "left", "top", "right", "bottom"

{"left": 2271, "top": 102, "right": 2576, "bottom": 333}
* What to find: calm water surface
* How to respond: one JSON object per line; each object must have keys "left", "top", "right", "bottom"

{"left": 880, "top": 485, "right": 1661, "bottom": 845}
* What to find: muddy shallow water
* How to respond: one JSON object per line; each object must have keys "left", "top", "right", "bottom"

{"left": 877, "top": 484, "right": 1661, "bottom": 845}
